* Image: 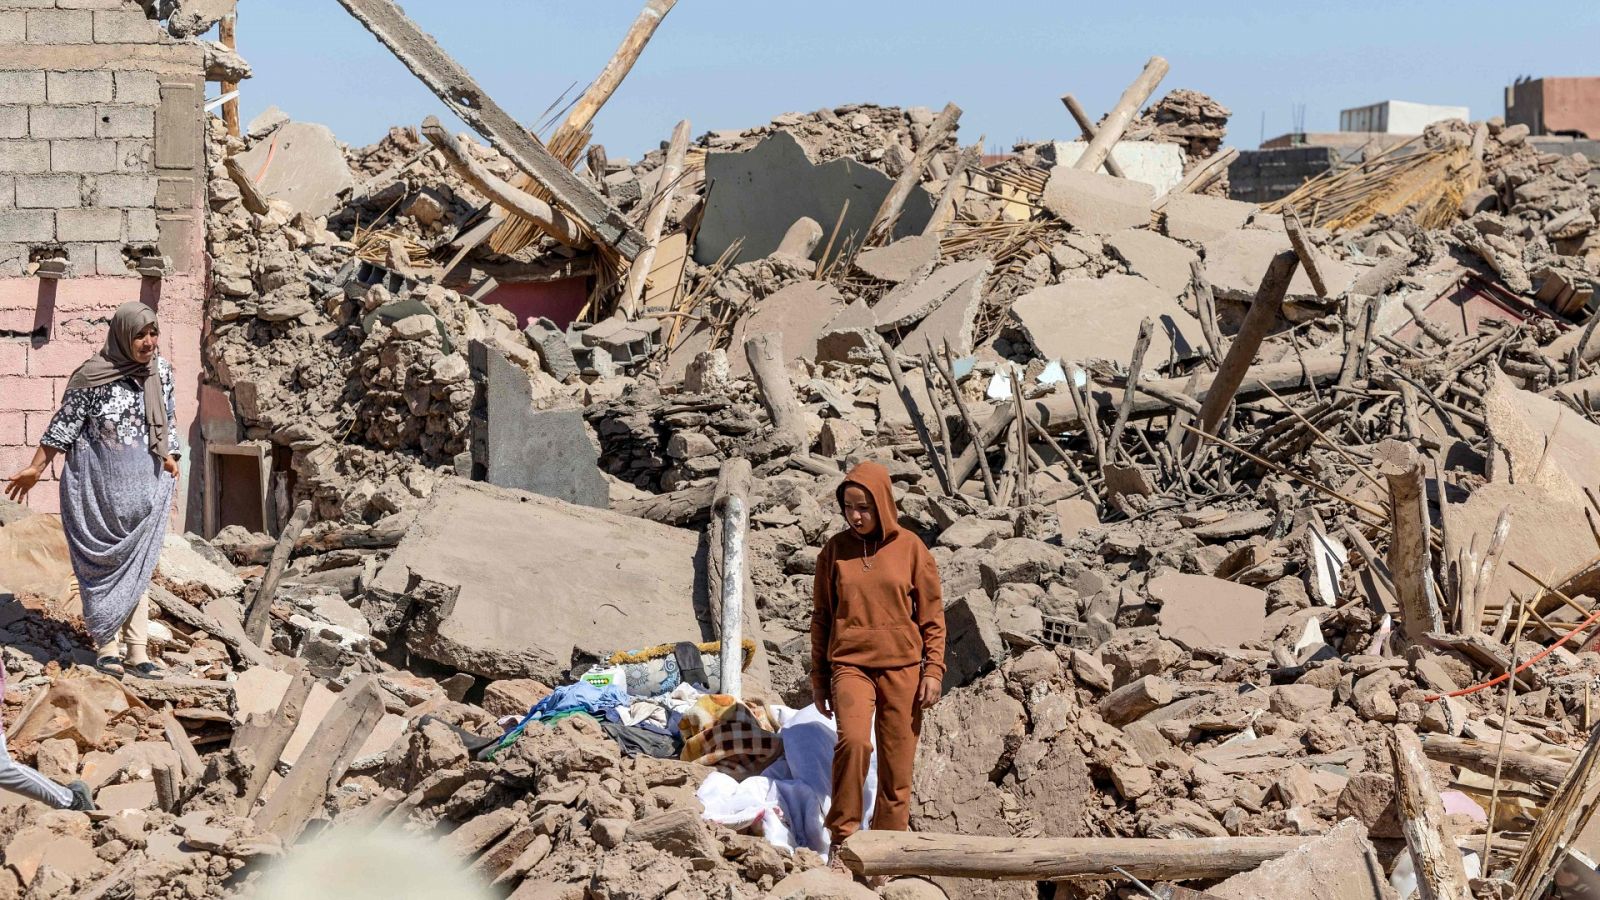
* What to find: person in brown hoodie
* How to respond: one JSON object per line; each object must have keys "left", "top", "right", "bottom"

{"left": 811, "top": 460, "right": 946, "bottom": 862}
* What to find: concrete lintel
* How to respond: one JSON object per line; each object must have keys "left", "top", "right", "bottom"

{"left": 0, "top": 43, "right": 206, "bottom": 75}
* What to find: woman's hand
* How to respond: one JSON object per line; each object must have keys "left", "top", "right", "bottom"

{"left": 162, "top": 456, "right": 179, "bottom": 478}
{"left": 4, "top": 465, "right": 41, "bottom": 502}
{"left": 916, "top": 674, "right": 942, "bottom": 710}
{"left": 813, "top": 689, "right": 832, "bottom": 718}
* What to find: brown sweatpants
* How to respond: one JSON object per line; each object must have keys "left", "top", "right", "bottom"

{"left": 825, "top": 662, "right": 922, "bottom": 843}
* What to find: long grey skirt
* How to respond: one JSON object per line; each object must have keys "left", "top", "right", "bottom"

{"left": 59, "top": 438, "right": 173, "bottom": 646}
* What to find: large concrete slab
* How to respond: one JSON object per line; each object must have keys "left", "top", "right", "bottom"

{"left": 1042, "top": 141, "right": 1186, "bottom": 194}
{"left": 899, "top": 258, "right": 992, "bottom": 357}
{"left": 727, "top": 280, "right": 848, "bottom": 378}
{"left": 477, "top": 342, "right": 608, "bottom": 508}
{"left": 1009, "top": 274, "right": 1206, "bottom": 366}
{"left": 854, "top": 233, "right": 940, "bottom": 284}
{"left": 875, "top": 258, "right": 993, "bottom": 333}
{"left": 1211, "top": 818, "right": 1393, "bottom": 900}
{"left": 372, "top": 479, "right": 712, "bottom": 684}
{"left": 233, "top": 121, "right": 354, "bottom": 218}
{"left": 1041, "top": 166, "right": 1155, "bottom": 235}
{"left": 1201, "top": 228, "right": 1358, "bottom": 305}
{"left": 1104, "top": 229, "right": 1199, "bottom": 297}
{"left": 1161, "top": 193, "right": 1258, "bottom": 244}
{"left": 695, "top": 131, "right": 934, "bottom": 266}
{"left": 1150, "top": 572, "right": 1267, "bottom": 650}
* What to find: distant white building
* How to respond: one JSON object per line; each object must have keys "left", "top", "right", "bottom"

{"left": 1339, "top": 100, "right": 1470, "bottom": 134}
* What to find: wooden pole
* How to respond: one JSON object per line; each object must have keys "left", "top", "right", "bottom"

{"left": 840, "top": 832, "right": 1313, "bottom": 881}
{"left": 931, "top": 339, "right": 998, "bottom": 504}
{"left": 923, "top": 141, "right": 980, "bottom": 237}
{"left": 619, "top": 118, "right": 690, "bottom": 318}
{"left": 420, "top": 117, "right": 592, "bottom": 249}
{"left": 1374, "top": 440, "right": 1444, "bottom": 641}
{"left": 867, "top": 102, "right": 961, "bottom": 245}
{"left": 1008, "top": 368, "right": 1030, "bottom": 507}
{"left": 1388, "top": 726, "right": 1472, "bottom": 900}
{"left": 706, "top": 457, "right": 753, "bottom": 640}
{"left": 1107, "top": 317, "right": 1155, "bottom": 458}
{"left": 1185, "top": 250, "right": 1299, "bottom": 453}
{"left": 1189, "top": 260, "right": 1223, "bottom": 367}
{"left": 921, "top": 352, "right": 957, "bottom": 493}
{"left": 1073, "top": 56, "right": 1169, "bottom": 176}
{"left": 877, "top": 337, "right": 951, "bottom": 496}
{"left": 1420, "top": 735, "right": 1567, "bottom": 788}
{"left": 254, "top": 676, "right": 385, "bottom": 843}
{"left": 743, "top": 333, "right": 806, "bottom": 452}
{"left": 552, "top": 0, "right": 677, "bottom": 143}
{"left": 1154, "top": 147, "right": 1240, "bottom": 210}
{"left": 219, "top": 12, "right": 239, "bottom": 138}
{"left": 1284, "top": 210, "right": 1330, "bottom": 297}
{"left": 1059, "top": 94, "right": 1128, "bottom": 178}
{"left": 232, "top": 662, "right": 314, "bottom": 816}
{"left": 244, "top": 500, "right": 311, "bottom": 646}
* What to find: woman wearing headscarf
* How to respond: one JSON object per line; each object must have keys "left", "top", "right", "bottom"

{"left": 4, "top": 301, "right": 179, "bottom": 679}
{"left": 810, "top": 460, "right": 946, "bottom": 874}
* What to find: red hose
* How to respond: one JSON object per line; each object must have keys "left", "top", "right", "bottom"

{"left": 1423, "top": 604, "right": 1600, "bottom": 702}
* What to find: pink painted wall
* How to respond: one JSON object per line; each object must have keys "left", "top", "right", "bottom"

{"left": 483, "top": 277, "right": 590, "bottom": 329}
{"left": 0, "top": 273, "right": 206, "bottom": 524}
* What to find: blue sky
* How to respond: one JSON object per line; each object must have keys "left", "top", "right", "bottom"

{"left": 229, "top": 1, "right": 1599, "bottom": 160}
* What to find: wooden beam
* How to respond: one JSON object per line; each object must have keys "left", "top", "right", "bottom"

{"left": 553, "top": 0, "right": 677, "bottom": 143}
{"left": 148, "top": 583, "right": 275, "bottom": 669}
{"left": 877, "top": 337, "right": 951, "bottom": 496}
{"left": 254, "top": 676, "right": 385, "bottom": 843}
{"left": 1185, "top": 250, "right": 1299, "bottom": 452}
{"left": 1420, "top": 735, "right": 1567, "bottom": 788}
{"left": 867, "top": 102, "right": 961, "bottom": 245}
{"left": 1375, "top": 440, "right": 1444, "bottom": 640}
{"left": 160, "top": 707, "right": 204, "bottom": 782}
{"left": 706, "top": 457, "right": 753, "bottom": 639}
{"left": 1389, "top": 727, "right": 1472, "bottom": 900}
{"left": 743, "top": 333, "right": 806, "bottom": 452}
{"left": 1107, "top": 317, "right": 1154, "bottom": 456}
{"left": 931, "top": 338, "right": 997, "bottom": 504}
{"left": 219, "top": 12, "right": 239, "bottom": 138}
{"left": 1154, "top": 147, "right": 1240, "bottom": 210}
{"left": 232, "top": 662, "right": 315, "bottom": 816}
{"left": 1284, "top": 210, "right": 1330, "bottom": 297}
{"left": 923, "top": 141, "right": 980, "bottom": 236}
{"left": 1073, "top": 56, "right": 1169, "bottom": 176}
{"left": 840, "top": 831, "right": 1312, "bottom": 881}
{"left": 1059, "top": 94, "right": 1128, "bottom": 178}
{"left": 421, "top": 116, "right": 591, "bottom": 249}
{"left": 619, "top": 118, "right": 691, "bottom": 318}
{"left": 333, "top": 0, "right": 646, "bottom": 258}
{"left": 243, "top": 500, "right": 310, "bottom": 646}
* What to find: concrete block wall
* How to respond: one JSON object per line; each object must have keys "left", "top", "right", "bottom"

{"left": 0, "top": 0, "right": 207, "bottom": 524}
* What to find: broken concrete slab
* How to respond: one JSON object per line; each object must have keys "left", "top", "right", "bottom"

{"left": 942, "top": 590, "right": 1005, "bottom": 690}
{"left": 695, "top": 131, "right": 934, "bottom": 266}
{"left": 1210, "top": 818, "right": 1393, "bottom": 900}
{"left": 1056, "top": 497, "right": 1100, "bottom": 540}
{"left": 727, "top": 281, "right": 848, "bottom": 379}
{"left": 158, "top": 533, "right": 244, "bottom": 598}
{"left": 233, "top": 121, "right": 355, "bottom": 218}
{"left": 371, "top": 478, "right": 731, "bottom": 685}
{"left": 875, "top": 258, "right": 992, "bottom": 333}
{"left": 854, "top": 233, "right": 940, "bottom": 284}
{"left": 816, "top": 300, "right": 879, "bottom": 365}
{"left": 1201, "top": 228, "right": 1358, "bottom": 305}
{"left": 473, "top": 342, "right": 608, "bottom": 509}
{"left": 1104, "top": 229, "right": 1199, "bottom": 297}
{"left": 1041, "top": 166, "right": 1155, "bottom": 235}
{"left": 1042, "top": 140, "right": 1186, "bottom": 194}
{"left": 1009, "top": 274, "right": 1206, "bottom": 366}
{"left": 898, "top": 258, "right": 992, "bottom": 357}
{"left": 1480, "top": 368, "right": 1600, "bottom": 508}
{"left": 1150, "top": 572, "right": 1267, "bottom": 650}
{"left": 1161, "top": 193, "right": 1259, "bottom": 244}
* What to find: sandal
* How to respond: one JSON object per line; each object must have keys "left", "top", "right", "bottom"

{"left": 124, "top": 661, "right": 163, "bottom": 680}
{"left": 93, "top": 656, "right": 125, "bottom": 677}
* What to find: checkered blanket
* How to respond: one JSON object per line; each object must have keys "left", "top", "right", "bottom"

{"left": 679, "top": 693, "right": 782, "bottom": 779}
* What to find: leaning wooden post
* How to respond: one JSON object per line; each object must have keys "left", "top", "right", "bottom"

{"left": 1073, "top": 56, "right": 1169, "bottom": 175}
{"left": 620, "top": 118, "right": 690, "bottom": 319}
{"left": 552, "top": 0, "right": 678, "bottom": 143}
{"left": 421, "top": 117, "right": 592, "bottom": 249}
{"left": 219, "top": 12, "right": 240, "bottom": 138}
{"left": 743, "top": 333, "right": 806, "bottom": 452}
{"left": 877, "top": 336, "right": 952, "bottom": 496}
{"left": 1107, "top": 318, "right": 1154, "bottom": 457}
{"left": 254, "top": 676, "right": 385, "bottom": 844}
{"left": 1388, "top": 726, "right": 1471, "bottom": 900}
{"left": 714, "top": 461, "right": 750, "bottom": 700}
{"left": 1284, "top": 211, "right": 1331, "bottom": 297}
{"left": 1374, "top": 440, "right": 1444, "bottom": 640}
{"left": 232, "top": 663, "right": 315, "bottom": 816}
{"left": 244, "top": 500, "right": 312, "bottom": 646}
{"left": 867, "top": 102, "right": 962, "bottom": 245}
{"left": 922, "top": 141, "right": 981, "bottom": 237}
{"left": 931, "top": 339, "right": 998, "bottom": 504}
{"left": 1059, "top": 94, "right": 1128, "bottom": 178}
{"left": 1185, "top": 250, "right": 1298, "bottom": 453}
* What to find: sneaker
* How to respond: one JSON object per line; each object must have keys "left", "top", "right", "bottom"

{"left": 66, "top": 780, "right": 95, "bottom": 812}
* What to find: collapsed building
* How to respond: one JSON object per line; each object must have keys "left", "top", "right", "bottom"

{"left": 4, "top": 1, "right": 1600, "bottom": 899}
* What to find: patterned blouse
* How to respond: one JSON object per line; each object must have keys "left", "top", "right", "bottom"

{"left": 40, "top": 357, "right": 180, "bottom": 457}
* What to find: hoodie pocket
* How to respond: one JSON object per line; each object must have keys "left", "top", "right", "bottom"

{"left": 829, "top": 625, "right": 920, "bottom": 667}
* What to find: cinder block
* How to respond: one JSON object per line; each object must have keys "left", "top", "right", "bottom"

{"left": 60, "top": 240, "right": 95, "bottom": 273}
{"left": 94, "top": 241, "right": 129, "bottom": 275}
{"left": 85, "top": 172, "right": 153, "bottom": 207}
{"left": 0, "top": 10, "right": 23, "bottom": 43}
{"left": 0, "top": 72, "right": 45, "bottom": 105}
{"left": 26, "top": 9, "right": 93, "bottom": 43}
{"left": 0, "top": 346, "right": 23, "bottom": 378}
{"left": 55, "top": 206, "right": 119, "bottom": 241}
{"left": 112, "top": 70, "right": 158, "bottom": 105}
{"left": 49, "top": 139, "right": 114, "bottom": 173}
{"left": 24, "top": 411, "right": 49, "bottom": 444}
{"left": 0, "top": 241, "right": 21, "bottom": 275}
{"left": 95, "top": 105, "right": 152, "bottom": 138}
{"left": 14, "top": 173, "right": 80, "bottom": 208}
{"left": 0, "top": 175, "right": 13, "bottom": 208}
{"left": 0, "top": 140, "right": 49, "bottom": 172}
{"left": 0, "top": 374, "right": 54, "bottom": 410}
{"left": 0, "top": 1, "right": 57, "bottom": 10}
{"left": 29, "top": 106, "right": 96, "bottom": 139}
{"left": 0, "top": 107, "right": 24, "bottom": 139}
{"left": 46, "top": 70, "right": 113, "bottom": 104}
{"left": 91, "top": 9, "right": 157, "bottom": 43}
{"left": 114, "top": 138, "right": 149, "bottom": 173}
{"left": 59, "top": 0, "right": 134, "bottom": 8}
{"left": 0, "top": 208, "right": 51, "bottom": 241}
{"left": 27, "top": 336, "right": 97, "bottom": 377}
{"left": 123, "top": 206, "right": 156, "bottom": 241}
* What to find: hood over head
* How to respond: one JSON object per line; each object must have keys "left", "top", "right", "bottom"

{"left": 836, "top": 460, "right": 901, "bottom": 541}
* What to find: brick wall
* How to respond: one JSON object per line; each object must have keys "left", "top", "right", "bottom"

{"left": 0, "top": 0, "right": 207, "bottom": 524}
